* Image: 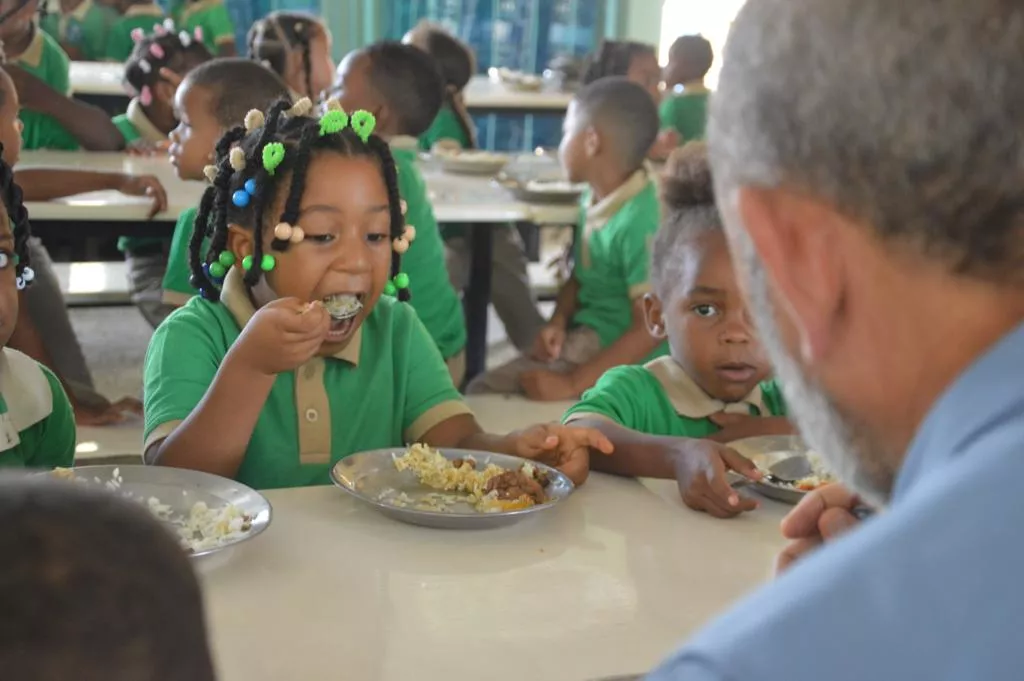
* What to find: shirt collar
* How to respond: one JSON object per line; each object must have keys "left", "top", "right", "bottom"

{"left": 586, "top": 168, "right": 649, "bottom": 225}
{"left": 126, "top": 97, "right": 167, "bottom": 143}
{"left": 895, "top": 319, "right": 1024, "bottom": 499}
{"left": 220, "top": 267, "right": 362, "bottom": 365}
{"left": 125, "top": 3, "right": 164, "bottom": 18}
{"left": 15, "top": 29, "right": 45, "bottom": 69}
{"left": 645, "top": 356, "right": 765, "bottom": 419}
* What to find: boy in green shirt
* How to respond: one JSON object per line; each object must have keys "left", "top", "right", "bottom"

{"left": 563, "top": 143, "right": 794, "bottom": 518}
{"left": 40, "top": 0, "right": 118, "bottom": 61}
{"left": 468, "top": 77, "right": 667, "bottom": 399}
{"left": 659, "top": 34, "right": 713, "bottom": 143}
{"left": 105, "top": 1, "right": 165, "bottom": 62}
{"left": 333, "top": 41, "right": 468, "bottom": 383}
{"left": 178, "top": 0, "right": 236, "bottom": 56}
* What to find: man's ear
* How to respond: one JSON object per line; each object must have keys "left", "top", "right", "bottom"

{"left": 643, "top": 292, "right": 667, "bottom": 339}
{"left": 736, "top": 186, "right": 846, "bottom": 364}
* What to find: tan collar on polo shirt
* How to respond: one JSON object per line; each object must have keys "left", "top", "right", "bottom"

{"left": 580, "top": 168, "right": 649, "bottom": 268}
{"left": 220, "top": 267, "right": 361, "bottom": 463}
{"left": 15, "top": 29, "right": 45, "bottom": 69}
{"left": 645, "top": 355, "right": 765, "bottom": 419}
{"left": 389, "top": 135, "right": 419, "bottom": 151}
{"left": 0, "top": 348, "right": 53, "bottom": 453}
{"left": 125, "top": 3, "right": 164, "bottom": 18}
{"left": 69, "top": 0, "right": 94, "bottom": 22}
{"left": 126, "top": 97, "right": 168, "bottom": 144}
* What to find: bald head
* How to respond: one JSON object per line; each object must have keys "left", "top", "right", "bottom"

{"left": 709, "top": 0, "right": 1024, "bottom": 284}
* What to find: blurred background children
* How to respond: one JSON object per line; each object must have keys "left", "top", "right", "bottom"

{"left": 39, "top": 0, "right": 118, "bottom": 61}
{"left": 176, "top": 0, "right": 236, "bottom": 56}
{"left": 247, "top": 11, "right": 333, "bottom": 102}
{"left": 660, "top": 34, "right": 713, "bottom": 142}
{"left": 105, "top": 0, "right": 164, "bottom": 62}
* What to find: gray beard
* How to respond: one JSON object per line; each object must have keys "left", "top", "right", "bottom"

{"left": 729, "top": 228, "right": 894, "bottom": 507}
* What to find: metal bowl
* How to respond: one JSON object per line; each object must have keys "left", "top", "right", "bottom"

{"left": 330, "top": 448, "right": 575, "bottom": 529}
{"left": 56, "top": 465, "right": 272, "bottom": 558}
{"left": 437, "top": 151, "right": 509, "bottom": 176}
{"left": 728, "top": 435, "right": 818, "bottom": 505}
{"left": 495, "top": 172, "right": 584, "bottom": 204}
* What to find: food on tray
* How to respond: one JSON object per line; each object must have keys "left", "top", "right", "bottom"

{"left": 392, "top": 444, "right": 552, "bottom": 513}
{"left": 51, "top": 468, "right": 253, "bottom": 554}
{"left": 791, "top": 451, "right": 836, "bottom": 491}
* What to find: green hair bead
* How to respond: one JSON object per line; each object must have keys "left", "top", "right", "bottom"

{"left": 351, "top": 110, "right": 376, "bottom": 143}
{"left": 262, "top": 142, "right": 286, "bottom": 175}
{"left": 319, "top": 109, "right": 349, "bottom": 136}
{"left": 242, "top": 255, "right": 253, "bottom": 271}
{"left": 209, "top": 261, "right": 226, "bottom": 278}
{"left": 259, "top": 254, "right": 276, "bottom": 272}
{"left": 394, "top": 272, "right": 410, "bottom": 289}
{"left": 383, "top": 280, "right": 397, "bottom": 297}
{"left": 217, "top": 251, "right": 236, "bottom": 267}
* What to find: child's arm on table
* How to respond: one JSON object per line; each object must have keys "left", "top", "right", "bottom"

{"left": 16, "top": 169, "right": 168, "bottom": 218}
{"left": 570, "top": 415, "right": 761, "bottom": 518}
{"left": 531, "top": 276, "right": 579, "bottom": 361}
{"left": 146, "top": 299, "right": 331, "bottom": 477}
{"left": 707, "top": 412, "right": 795, "bottom": 442}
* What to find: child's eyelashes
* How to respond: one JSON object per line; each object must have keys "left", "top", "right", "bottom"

{"left": 691, "top": 303, "right": 720, "bottom": 318}
{"left": 366, "top": 232, "right": 388, "bottom": 244}
{"left": 304, "top": 233, "right": 336, "bottom": 244}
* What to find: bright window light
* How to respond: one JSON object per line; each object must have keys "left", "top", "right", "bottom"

{"left": 659, "top": 0, "right": 746, "bottom": 89}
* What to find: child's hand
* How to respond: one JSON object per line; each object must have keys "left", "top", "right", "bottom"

{"left": 520, "top": 369, "right": 577, "bottom": 401}
{"left": 116, "top": 174, "right": 169, "bottom": 219}
{"left": 531, "top": 322, "right": 566, "bottom": 361}
{"left": 231, "top": 298, "right": 330, "bottom": 376}
{"left": 509, "top": 423, "right": 614, "bottom": 486}
{"left": 672, "top": 439, "right": 762, "bottom": 518}
{"left": 709, "top": 413, "right": 795, "bottom": 441}
{"left": 125, "top": 140, "right": 171, "bottom": 157}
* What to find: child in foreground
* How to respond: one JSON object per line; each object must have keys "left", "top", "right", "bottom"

{"left": 0, "top": 477, "right": 216, "bottom": 680}
{"left": 403, "top": 21, "right": 543, "bottom": 354}
{"left": 247, "top": 12, "right": 335, "bottom": 102}
{"left": 469, "top": 77, "right": 666, "bottom": 400}
{"left": 160, "top": 58, "right": 291, "bottom": 313}
{"left": 660, "top": 34, "right": 713, "bottom": 143}
{"left": 332, "top": 41, "right": 467, "bottom": 383}
{"left": 563, "top": 143, "right": 794, "bottom": 518}
{"left": 0, "top": 145, "right": 75, "bottom": 469}
{"left": 143, "top": 99, "right": 612, "bottom": 489}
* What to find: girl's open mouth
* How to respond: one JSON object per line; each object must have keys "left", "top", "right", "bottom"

{"left": 322, "top": 293, "right": 364, "bottom": 342}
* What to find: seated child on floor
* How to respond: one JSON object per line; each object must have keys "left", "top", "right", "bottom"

{"left": 660, "top": 34, "right": 713, "bottom": 143}
{"left": 0, "top": 151, "right": 75, "bottom": 469}
{"left": 563, "top": 143, "right": 794, "bottom": 518}
{"left": 469, "top": 77, "right": 666, "bottom": 400}
{"left": 247, "top": 12, "right": 335, "bottom": 102}
{"left": 161, "top": 58, "right": 291, "bottom": 312}
{"left": 2, "top": 0, "right": 123, "bottom": 150}
{"left": 143, "top": 99, "right": 611, "bottom": 490}
{"left": 176, "top": 0, "right": 237, "bottom": 56}
{"left": 105, "top": 0, "right": 165, "bottom": 62}
{"left": 403, "top": 22, "right": 543, "bottom": 355}
{"left": 332, "top": 41, "right": 467, "bottom": 384}
{"left": 40, "top": 0, "right": 119, "bottom": 61}
{"left": 0, "top": 478, "right": 216, "bottom": 680}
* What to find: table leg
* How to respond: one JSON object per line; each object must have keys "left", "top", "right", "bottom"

{"left": 462, "top": 223, "right": 493, "bottom": 387}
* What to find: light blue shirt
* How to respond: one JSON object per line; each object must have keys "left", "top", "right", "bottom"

{"left": 648, "top": 320, "right": 1024, "bottom": 681}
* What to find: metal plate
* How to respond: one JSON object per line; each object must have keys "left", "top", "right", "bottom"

{"left": 437, "top": 152, "right": 509, "bottom": 176}
{"left": 728, "top": 435, "right": 818, "bottom": 505}
{"left": 330, "top": 448, "right": 575, "bottom": 530}
{"left": 56, "top": 465, "right": 272, "bottom": 558}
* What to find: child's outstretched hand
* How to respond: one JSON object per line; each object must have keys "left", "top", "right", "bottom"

{"left": 231, "top": 298, "right": 330, "bottom": 376}
{"left": 509, "top": 423, "right": 614, "bottom": 486}
{"left": 673, "top": 439, "right": 762, "bottom": 518}
{"left": 116, "top": 174, "right": 168, "bottom": 219}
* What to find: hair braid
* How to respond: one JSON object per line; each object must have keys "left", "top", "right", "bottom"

{"left": 0, "top": 144, "right": 31, "bottom": 285}
{"left": 300, "top": 37, "right": 313, "bottom": 100}
{"left": 366, "top": 136, "right": 409, "bottom": 301}
{"left": 188, "top": 185, "right": 220, "bottom": 299}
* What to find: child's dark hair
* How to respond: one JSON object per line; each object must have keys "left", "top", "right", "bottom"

{"left": 416, "top": 26, "right": 477, "bottom": 148}
{"left": 574, "top": 76, "right": 659, "bottom": 172}
{"left": 651, "top": 142, "right": 721, "bottom": 298}
{"left": 183, "top": 58, "right": 291, "bottom": 128}
{"left": 668, "top": 34, "right": 714, "bottom": 81}
{"left": 359, "top": 41, "right": 445, "bottom": 137}
{"left": 189, "top": 98, "right": 410, "bottom": 301}
{"left": 247, "top": 12, "right": 321, "bottom": 100}
{"left": 0, "top": 476, "right": 216, "bottom": 681}
{"left": 582, "top": 39, "right": 657, "bottom": 85}
{"left": 124, "top": 25, "right": 213, "bottom": 104}
{"left": 0, "top": 142, "right": 33, "bottom": 291}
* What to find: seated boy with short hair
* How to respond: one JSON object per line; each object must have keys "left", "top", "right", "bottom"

{"left": 332, "top": 41, "right": 468, "bottom": 384}
{"left": 563, "top": 143, "right": 794, "bottom": 518}
{"left": 468, "top": 77, "right": 666, "bottom": 400}
{"left": 0, "top": 477, "right": 216, "bottom": 680}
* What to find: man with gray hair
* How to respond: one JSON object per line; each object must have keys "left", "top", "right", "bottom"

{"left": 648, "top": 0, "right": 1024, "bottom": 678}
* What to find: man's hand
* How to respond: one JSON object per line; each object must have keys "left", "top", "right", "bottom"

{"left": 775, "top": 483, "right": 866, "bottom": 574}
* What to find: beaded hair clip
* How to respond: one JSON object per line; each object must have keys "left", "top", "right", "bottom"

{"left": 132, "top": 22, "right": 204, "bottom": 108}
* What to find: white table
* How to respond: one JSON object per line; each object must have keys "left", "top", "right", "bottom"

{"left": 70, "top": 61, "right": 127, "bottom": 97}
{"left": 199, "top": 478, "right": 787, "bottom": 681}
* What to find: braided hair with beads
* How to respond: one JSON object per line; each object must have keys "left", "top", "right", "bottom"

{"left": 124, "top": 22, "right": 212, "bottom": 111}
{"left": 247, "top": 12, "right": 320, "bottom": 100}
{"left": 188, "top": 98, "right": 411, "bottom": 302}
{"left": 0, "top": 143, "right": 34, "bottom": 291}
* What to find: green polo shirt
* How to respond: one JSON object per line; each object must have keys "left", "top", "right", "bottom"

{"left": 572, "top": 169, "right": 666, "bottom": 359}
{"left": 390, "top": 145, "right": 467, "bottom": 360}
{"left": 41, "top": 0, "right": 118, "bottom": 62}
{"left": 106, "top": 4, "right": 166, "bottom": 63}
{"left": 563, "top": 356, "right": 787, "bottom": 437}
{"left": 113, "top": 96, "right": 168, "bottom": 147}
{"left": 14, "top": 30, "right": 79, "bottom": 151}
{"left": 159, "top": 206, "right": 204, "bottom": 305}
{"left": 0, "top": 348, "right": 76, "bottom": 470}
{"left": 659, "top": 89, "right": 710, "bottom": 143}
{"left": 143, "top": 267, "right": 472, "bottom": 490}
{"left": 180, "top": 0, "right": 236, "bottom": 54}
{"left": 419, "top": 105, "right": 471, "bottom": 151}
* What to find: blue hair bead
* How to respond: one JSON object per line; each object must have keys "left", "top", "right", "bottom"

{"left": 244, "top": 178, "right": 257, "bottom": 195}
{"left": 232, "top": 189, "right": 251, "bottom": 208}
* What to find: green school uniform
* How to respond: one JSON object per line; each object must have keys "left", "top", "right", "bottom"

{"left": 106, "top": 3, "right": 166, "bottom": 63}
{"left": 418, "top": 105, "right": 470, "bottom": 151}
{"left": 14, "top": 30, "right": 79, "bottom": 151}
{"left": 112, "top": 96, "right": 167, "bottom": 147}
{"left": 143, "top": 267, "right": 472, "bottom": 489}
{"left": 563, "top": 356, "right": 787, "bottom": 436}
{"left": 179, "top": 0, "right": 236, "bottom": 54}
{"left": 160, "top": 206, "right": 203, "bottom": 306}
{"left": 390, "top": 142, "right": 468, "bottom": 361}
{"left": 572, "top": 169, "right": 667, "bottom": 360}
{"left": 41, "top": 0, "right": 118, "bottom": 62}
{"left": 0, "top": 348, "right": 76, "bottom": 470}
{"left": 659, "top": 88, "right": 710, "bottom": 142}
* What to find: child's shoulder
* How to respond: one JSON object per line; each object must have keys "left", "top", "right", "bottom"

{"left": 0, "top": 347, "right": 63, "bottom": 430}
{"left": 150, "top": 294, "right": 237, "bottom": 355}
